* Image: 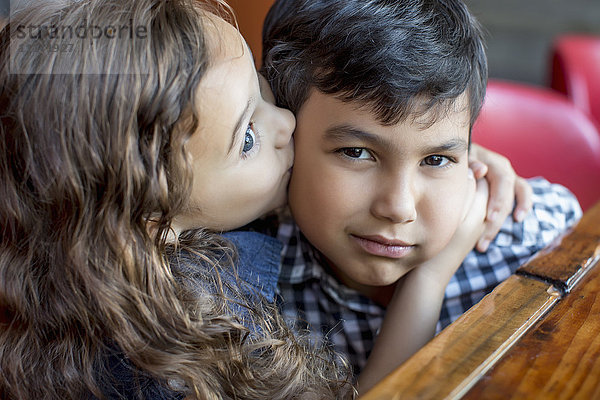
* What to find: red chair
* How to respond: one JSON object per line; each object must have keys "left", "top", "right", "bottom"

{"left": 550, "top": 35, "right": 600, "bottom": 127}
{"left": 472, "top": 80, "right": 600, "bottom": 211}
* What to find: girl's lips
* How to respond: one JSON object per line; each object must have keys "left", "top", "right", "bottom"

{"left": 350, "top": 234, "right": 415, "bottom": 259}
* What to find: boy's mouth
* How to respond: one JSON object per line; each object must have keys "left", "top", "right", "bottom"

{"left": 350, "top": 234, "right": 415, "bottom": 259}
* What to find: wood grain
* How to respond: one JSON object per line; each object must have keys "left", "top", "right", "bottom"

{"left": 463, "top": 257, "right": 600, "bottom": 400}
{"left": 360, "top": 275, "right": 560, "bottom": 400}
{"left": 517, "top": 231, "right": 600, "bottom": 293}
{"left": 517, "top": 200, "right": 600, "bottom": 293}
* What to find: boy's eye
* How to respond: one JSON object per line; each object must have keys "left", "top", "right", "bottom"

{"left": 243, "top": 123, "right": 256, "bottom": 153}
{"left": 341, "top": 148, "right": 373, "bottom": 160}
{"left": 423, "top": 155, "right": 450, "bottom": 167}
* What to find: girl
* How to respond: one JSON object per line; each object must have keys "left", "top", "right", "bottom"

{"left": 0, "top": 0, "right": 350, "bottom": 399}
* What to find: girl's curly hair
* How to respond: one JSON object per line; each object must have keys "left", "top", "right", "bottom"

{"left": 0, "top": 0, "right": 352, "bottom": 398}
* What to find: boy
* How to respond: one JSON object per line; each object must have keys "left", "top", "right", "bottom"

{"left": 261, "top": 0, "right": 582, "bottom": 390}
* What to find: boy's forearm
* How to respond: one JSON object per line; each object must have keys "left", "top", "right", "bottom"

{"left": 357, "top": 268, "right": 450, "bottom": 393}
{"left": 358, "top": 254, "right": 466, "bottom": 393}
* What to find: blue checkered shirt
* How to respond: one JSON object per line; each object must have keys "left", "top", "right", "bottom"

{"left": 275, "top": 178, "right": 583, "bottom": 376}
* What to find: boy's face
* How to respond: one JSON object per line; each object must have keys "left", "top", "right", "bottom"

{"left": 288, "top": 90, "right": 472, "bottom": 293}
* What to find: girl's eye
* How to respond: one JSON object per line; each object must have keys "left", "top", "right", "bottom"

{"left": 243, "top": 123, "right": 256, "bottom": 153}
{"left": 340, "top": 148, "right": 373, "bottom": 160}
{"left": 423, "top": 155, "right": 450, "bottom": 167}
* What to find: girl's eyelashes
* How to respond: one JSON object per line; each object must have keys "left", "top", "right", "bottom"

{"left": 243, "top": 123, "right": 255, "bottom": 152}
{"left": 241, "top": 121, "right": 260, "bottom": 159}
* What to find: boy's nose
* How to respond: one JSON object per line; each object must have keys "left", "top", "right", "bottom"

{"left": 371, "top": 175, "right": 418, "bottom": 224}
{"left": 273, "top": 105, "right": 296, "bottom": 149}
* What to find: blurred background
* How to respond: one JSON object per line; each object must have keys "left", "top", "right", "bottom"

{"left": 464, "top": 0, "right": 600, "bottom": 86}
{"left": 2, "top": 0, "right": 599, "bottom": 88}
{"left": 228, "top": 0, "right": 600, "bottom": 88}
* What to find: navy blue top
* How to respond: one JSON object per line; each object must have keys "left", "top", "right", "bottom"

{"left": 95, "top": 231, "right": 283, "bottom": 399}
{"left": 220, "top": 230, "right": 282, "bottom": 302}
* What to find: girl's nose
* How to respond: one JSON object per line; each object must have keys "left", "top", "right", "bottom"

{"left": 273, "top": 105, "right": 296, "bottom": 148}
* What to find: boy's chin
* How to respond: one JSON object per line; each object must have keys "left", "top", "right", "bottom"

{"left": 348, "top": 266, "right": 413, "bottom": 290}
{"left": 349, "top": 277, "right": 400, "bottom": 305}
{"left": 356, "top": 271, "right": 406, "bottom": 287}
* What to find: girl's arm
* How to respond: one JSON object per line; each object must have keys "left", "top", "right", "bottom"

{"left": 357, "top": 173, "right": 489, "bottom": 394}
{"left": 469, "top": 143, "right": 533, "bottom": 252}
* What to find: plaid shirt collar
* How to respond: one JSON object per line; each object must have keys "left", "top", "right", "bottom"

{"left": 277, "top": 217, "right": 385, "bottom": 316}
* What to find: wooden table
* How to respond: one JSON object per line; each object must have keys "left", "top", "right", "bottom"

{"left": 362, "top": 200, "right": 600, "bottom": 400}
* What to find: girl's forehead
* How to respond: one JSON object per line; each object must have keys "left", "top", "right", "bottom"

{"left": 191, "top": 19, "right": 257, "bottom": 159}
{"left": 202, "top": 13, "right": 247, "bottom": 67}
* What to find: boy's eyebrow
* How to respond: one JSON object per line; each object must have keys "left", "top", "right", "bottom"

{"left": 324, "top": 125, "right": 389, "bottom": 148}
{"left": 228, "top": 99, "right": 252, "bottom": 155}
{"left": 421, "top": 139, "right": 469, "bottom": 154}
{"left": 324, "top": 124, "right": 469, "bottom": 153}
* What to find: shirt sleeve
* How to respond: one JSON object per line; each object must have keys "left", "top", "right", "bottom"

{"left": 437, "top": 177, "right": 583, "bottom": 331}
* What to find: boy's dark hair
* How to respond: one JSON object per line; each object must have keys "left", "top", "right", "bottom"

{"left": 262, "top": 0, "right": 488, "bottom": 129}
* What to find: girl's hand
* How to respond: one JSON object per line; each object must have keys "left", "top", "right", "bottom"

{"left": 469, "top": 143, "right": 533, "bottom": 252}
{"left": 416, "top": 170, "right": 489, "bottom": 286}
